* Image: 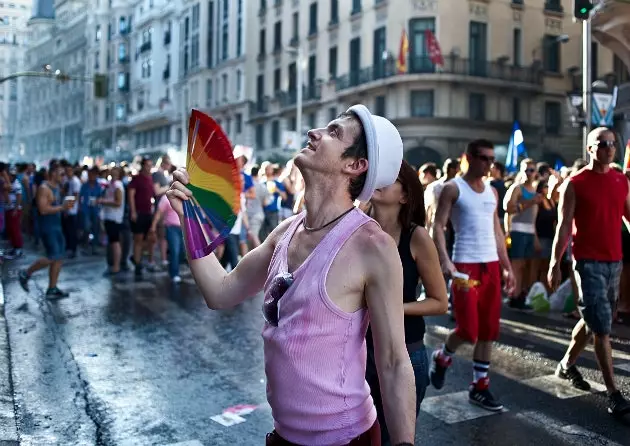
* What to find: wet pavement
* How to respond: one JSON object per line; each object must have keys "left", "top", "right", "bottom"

{"left": 1, "top": 250, "right": 630, "bottom": 445}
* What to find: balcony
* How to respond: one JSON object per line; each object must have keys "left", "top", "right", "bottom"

{"left": 117, "top": 56, "right": 130, "bottom": 64}
{"left": 276, "top": 84, "right": 322, "bottom": 108}
{"left": 544, "top": 1, "right": 563, "bottom": 13}
{"left": 140, "top": 41, "right": 151, "bottom": 53}
{"left": 249, "top": 98, "right": 269, "bottom": 117}
{"left": 163, "top": 32, "right": 171, "bottom": 46}
{"left": 289, "top": 36, "right": 299, "bottom": 48}
{"left": 127, "top": 100, "right": 175, "bottom": 127}
{"left": 335, "top": 56, "right": 543, "bottom": 92}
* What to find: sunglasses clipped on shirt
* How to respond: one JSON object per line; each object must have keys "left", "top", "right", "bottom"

{"left": 263, "top": 272, "right": 294, "bottom": 327}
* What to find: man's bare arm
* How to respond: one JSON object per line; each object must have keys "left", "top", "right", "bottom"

{"left": 36, "top": 185, "right": 63, "bottom": 215}
{"left": 431, "top": 182, "right": 458, "bottom": 264}
{"left": 492, "top": 188, "right": 511, "bottom": 272}
{"left": 550, "top": 180, "right": 575, "bottom": 269}
{"left": 183, "top": 216, "right": 295, "bottom": 309}
{"left": 364, "top": 226, "right": 415, "bottom": 444}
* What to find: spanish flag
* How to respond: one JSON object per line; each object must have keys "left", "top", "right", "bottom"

{"left": 397, "top": 28, "right": 409, "bottom": 74}
{"left": 624, "top": 139, "right": 630, "bottom": 173}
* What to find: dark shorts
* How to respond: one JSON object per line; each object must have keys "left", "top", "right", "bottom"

{"left": 510, "top": 231, "right": 535, "bottom": 259}
{"left": 622, "top": 231, "right": 630, "bottom": 264}
{"left": 574, "top": 260, "right": 622, "bottom": 335}
{"left": 41, "top": 227, "right": 65, "bottom": 261}
{"left": 537, "top": 237, "right": 553, "bottom": 259}
{"left": 104, "top": 220, "right": 123, "bottom": 243}
{"left": 130, "top": 213, "right": 152, "bottom": 236}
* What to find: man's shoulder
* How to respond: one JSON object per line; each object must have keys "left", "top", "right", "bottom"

{"left": 352, "top": 221, "right": 397, "bottom": 261}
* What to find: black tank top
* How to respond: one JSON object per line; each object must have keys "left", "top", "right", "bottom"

{"left": 535, "top": 201, "right": 557, "bottom": 239}
{"left": 366, "top": 225, "right": 425, "bottom": 350}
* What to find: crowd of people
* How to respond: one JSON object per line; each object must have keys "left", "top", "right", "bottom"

{"left": 1, "top": 106, "right": 630, "bottom": 444}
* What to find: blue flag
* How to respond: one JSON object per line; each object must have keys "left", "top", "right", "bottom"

{"left": 506, "top": 121, "right": 526, "bottom": 173}
{"left": 554, "top": 159, "right": 564, "bottom": 171}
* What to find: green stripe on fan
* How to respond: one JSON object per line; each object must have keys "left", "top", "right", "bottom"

{"left": 188, "top": 184, "right": 235, "bottom": 222}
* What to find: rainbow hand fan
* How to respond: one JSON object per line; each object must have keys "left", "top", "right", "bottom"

{"left": 184, "top": 109, "right": 243, "bottom": 259}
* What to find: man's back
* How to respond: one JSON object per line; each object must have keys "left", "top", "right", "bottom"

{"left": 571, "top": 168, "right": 628, "bottom": 262}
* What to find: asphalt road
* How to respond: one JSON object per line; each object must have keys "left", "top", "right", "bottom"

{"left": 2, "top": 250, "right": 630, "bottom": 446}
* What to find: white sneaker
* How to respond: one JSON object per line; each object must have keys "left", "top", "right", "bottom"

{"left": 173, "top": 275, "right": 182, "bottom": 283}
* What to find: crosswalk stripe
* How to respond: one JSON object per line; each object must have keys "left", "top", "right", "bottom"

{"left": 420, "top": 391, "right": 508, "bottom": 424}
{"left": 515, "top": 411, "right": 623, "bottom": 446}
{"left": 522, "top": 374, "right": 606, "bottom": 399}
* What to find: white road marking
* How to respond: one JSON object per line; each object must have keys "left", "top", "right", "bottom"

{"left": 614, "top": 362, "right": 630, "bottom": 373}
{"left": 515, "top": 411, "right": 623, "bottom": 445}
{"left": 420, "top": 390, "right": 507, "bottom": 424}
{"left": 522, "top": 374, "right": 606, "bottom": 399}
{"left": 162, "top": 441, "right": 204, "bottom": 446}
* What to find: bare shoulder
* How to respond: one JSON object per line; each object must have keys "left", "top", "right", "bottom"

{"left": 411, "top": 226, "right": 432, "bottom": 248}
{"left": 353, "top": 221, "right": 400, "bottom": 271}
{"left": 263, "top": 214, "right": 300, "bottom": 249}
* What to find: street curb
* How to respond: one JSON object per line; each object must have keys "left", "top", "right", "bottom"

{"left": 0, "top": 271, "right": 19, "bottom": 444}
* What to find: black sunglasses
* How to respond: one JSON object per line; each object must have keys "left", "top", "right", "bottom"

{"left": 592, "top": 140, "right": 615, "bottom": 149}
{"left": 473, "top": 153, "right": 495, "bottom": 164}
{"left": 525, "top": 168, "right": 536, "bottom": 174}
{"left": 263, "top": 272, "right": 294, "bottom": 327}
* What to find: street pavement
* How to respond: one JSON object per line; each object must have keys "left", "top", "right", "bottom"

{"left": 1, "top": 249, "right": 630, "bottom": 445}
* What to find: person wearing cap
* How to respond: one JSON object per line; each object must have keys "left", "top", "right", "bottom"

{"left": 431, "top": 139, "right": 515, "bottom": 412}
{"left": 167, "top": 105, "right": 416, "bottom": 446}
{"left": 548, "top": 127, "right": 630, "bottom": 417}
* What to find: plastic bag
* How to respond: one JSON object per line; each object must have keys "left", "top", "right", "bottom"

{"left": 526, "top": 281, "right": 550, "bottom": 313}
{"left": 549, "top": 279, "right": 574, "bottom": 312}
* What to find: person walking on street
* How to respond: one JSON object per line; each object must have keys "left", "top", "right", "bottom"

{"left": 430, "top": 139, "right": 515, "bottom": 412}
{"left": 167, "top": 105, "right": 416, "bottom": 446}
{"left": 128, "top": 158, "right": 156, "bottom": 277}
{"left": 99, "top": 166, "right": 125, "bottom": 276}
{"left": 548, "top": 127, "right": 630, "bottom": 417}
{"left": 19, "top": 161, "right": 74, "bottom": 299}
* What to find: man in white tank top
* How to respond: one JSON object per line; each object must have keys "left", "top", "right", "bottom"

{"left": 430, "top": 139, "right": 515, "bottom": 412}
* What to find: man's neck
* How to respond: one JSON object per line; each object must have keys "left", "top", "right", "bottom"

{"left": 462, "top": 171, "right": 484, "bottom": 186}
{"left": 589, "top": 160, "right": 610, "bottom": 174}
{"left": 302, "top": 177, "right": 354, "bottom": 229}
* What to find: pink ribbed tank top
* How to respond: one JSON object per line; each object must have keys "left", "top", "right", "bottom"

{"left": 262, "top": 208, "right": 377, "bottom": 445}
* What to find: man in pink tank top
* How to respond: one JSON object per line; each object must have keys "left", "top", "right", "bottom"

{"left": 167, "top": 105, "right": 417, "bottom": 446}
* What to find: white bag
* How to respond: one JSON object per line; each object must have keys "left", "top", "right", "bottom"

{"left": 549, "top": 279, "right": 573, "bottom": 311}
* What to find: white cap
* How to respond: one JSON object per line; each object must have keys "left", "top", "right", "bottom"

{"left": 347, "top": 104, "right": 403, "bottom": 202}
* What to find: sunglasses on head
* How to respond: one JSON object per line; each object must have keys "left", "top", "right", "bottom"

{"left": 263, "top": 272, "right": 294, "bottom": 327}
{"left": 473, "top": 153, "right": 495, "bottom": 164}
{"left": 592, "top": 140, "right": 615, "bottom": 149}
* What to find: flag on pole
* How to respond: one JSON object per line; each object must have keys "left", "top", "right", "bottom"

{"left": 506, "top": 121, "right": 527, "bottom": 173}
{"left": 624, "top": 139, "right": 630, "bottom": 173}
{"left": 554, "top": 159, "right": 564, "bottom": 171}
{"left": 397, "top": 28, "right": 409, "bottom": 74}
{"left": 424, "top": 30, "right": 444, "bottom": 67}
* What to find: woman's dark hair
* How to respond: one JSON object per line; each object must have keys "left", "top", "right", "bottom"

{"left": 397, "top": 160, "right": 426, "bottom": 229}
{"left": 536, "top": 180, "right": 548, "bottom": 194}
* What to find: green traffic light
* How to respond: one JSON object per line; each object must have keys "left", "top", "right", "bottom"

{"left": 580, "top": 7, "right": 587, "bottom": 13}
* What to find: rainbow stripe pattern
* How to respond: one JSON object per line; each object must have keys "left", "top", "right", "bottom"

{"left": 184, "top": 109, "right": 242, "bottom": 259}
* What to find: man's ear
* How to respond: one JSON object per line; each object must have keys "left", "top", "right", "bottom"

{"left": 343, "top": 157, "right": 368, "bottom": 176}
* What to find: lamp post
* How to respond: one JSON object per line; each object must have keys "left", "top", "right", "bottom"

{"left": 582, "top": 19, "right": 592, "bottom": 160}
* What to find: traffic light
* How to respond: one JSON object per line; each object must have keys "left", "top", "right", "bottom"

{"left": 573, "top": 0, "right": 593, "bottom": 20}
{"left": 94, "top": 74, "right": 108, "bottom": 98}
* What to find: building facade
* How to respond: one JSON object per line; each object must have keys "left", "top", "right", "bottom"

{"left": 0, "top": 0, "right": 32, "bottom": 161}
{"left": 243, "top": 0, "right": 619, "bottom": 165}
{"left": 17, "top": 0, "right": 87, "bottom": 163}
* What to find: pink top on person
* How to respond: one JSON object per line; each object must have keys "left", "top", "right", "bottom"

{"left": 158, "top": 195, "right": 181, "bottom": 227}
{"left": 262, "top": 208, "right": 377, "bottom": 445}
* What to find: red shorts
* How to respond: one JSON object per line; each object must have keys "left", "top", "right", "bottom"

{"left": 452, "top": 261, "right": 502, "bottom": 343}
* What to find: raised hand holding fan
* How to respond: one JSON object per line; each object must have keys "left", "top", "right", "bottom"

{"left": 184, "top": 109, "right": 243, "bottom": 259}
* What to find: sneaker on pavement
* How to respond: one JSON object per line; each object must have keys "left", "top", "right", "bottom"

{"left": 555, "top": 363, "right": 591, "bottom": 391}
{"left": 469, "top": 377, "right": 504, "bottom": 412}
{"left": 18, "top": 271, "right": 30, "bottom": 292}
{"left": 45, "top": 287, "right": 70, "bottom": 300}
{"left": 430, "top": 350, "right": 452, "bottom": 390}
{"left": 608, "top": 391, "right": 630, "bottom": 417}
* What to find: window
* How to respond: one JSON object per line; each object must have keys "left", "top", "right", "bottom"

{"left": 119, "top": 16, "right": 127, "bottom": 33}
{"left": 259, "top": 29, "right": 266, "bottom": 55}
{"left": 328, "top": 106, "right": 337, "bottom": 122}
{"left": 351, "top": 0, "right": 361, "bottom": 14}
{"left": 288, "top": 62, "right": 296, "bottom": 91}
{"left": 513, "top": 28, "right": 521, "bottom": 67}
{"left": 308, "top": 55, "right": 316, "bottom": 86}
{"left": 192, "top": 3, "right": 200, "bottom": 30}
{"left": 543, "top": 35, "right": 561, "bottom": 73}
{"left": 349, "top": 37, "right": 361, "bottom": 86}
{"left": 237, "top": 0, "right": 243, "bottom": 56}
{"left": 271, "top": 120, "right": 280, "bottom": 146}
{"left": 375, "top": 95, "right": 386, "bottom": 116}
{"left": 330, "top": 0, "right": 338, "bottom": 23}
{"left": 236, "top": 71, "right": 242, "bottom": 99}
{"left": 257, "top": 74, "right": 265, "bottom": 99}
{"left": 118, "top": 43, "right": 126, "bottom": 61}
{"left": 221, "top": 0, "right": 229, "bottom": 60}
{"left": 409, "top": 18, "right": 435, "bottom": 73}
{"left": 115, "top": 103, "right": 125, "bottom": 120}
{"left": 292, "top": 12, "right": 298, "bottom": 39}
{"left": 192, "top": 34, "right": 200, "bottom": 67}
{"left": 410, "top": 90, "right": 434, "bottom": 117}
{"left": 207, "top": 1, "right": 215, "bottom": 67}
{"left": 309, "top": 2, "right": 317, "bottom": 35}
{"left": 545, "top": 101, "right": 561, "bottom": 134}
{"left": 512, "top": 97, "right": 520, "bottom": 122}
{"left": 222, "top": 73, "right": 228, "bottom": 99}
{"left": 469, "top": 93, "right": 485, "bottom": 120}
{"left": 614, "top": 54, "right": 630, "bottom": 84}
{"left": 274, "top": 21, "right": 282, "bottom": 51}
{"left": 328, "top": 46, "right": 337, "bottom": 79}
{"left": 373, "top": 27, "right": 386, "bottom": 78}
{"left": 117, "top": 72, "right": 126, "bottom": 89}
{"left": 95, "top": 25, "right": 101, "bottom": 41}
{"left": 308, "top": 113, "right": 316, "bottom": 129}
{"left": 274, "top": 68, "right": 281, "bottom": 92}
{"left": 469, "top": 21, "right": 487, "bottom": 75}
{"left": 236, "top": 113, "right": 242, "bottom": 133}
{"left": 94, "top": 51, "right": 100, "bottom": 70}
{"left": 206, "top": 79, "right": 213, "bottom": 106}
{"left": 256, "top": 124, "right": 265, "bottom": 147}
